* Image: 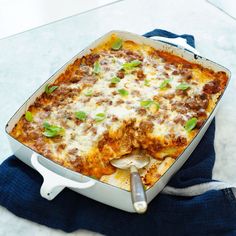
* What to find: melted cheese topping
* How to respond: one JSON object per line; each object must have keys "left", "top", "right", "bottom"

{"left": 11, "top": 34, "right": 228, "bottom": 190}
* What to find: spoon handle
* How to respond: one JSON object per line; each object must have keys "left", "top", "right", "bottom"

{"left": 130, "top": 165, "right": 147, "bottom": 213}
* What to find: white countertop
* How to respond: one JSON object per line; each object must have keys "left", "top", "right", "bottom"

{"left": 0, "top": 0, "right": 236, "bottom": 235}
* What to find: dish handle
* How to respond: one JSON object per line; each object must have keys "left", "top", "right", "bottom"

{"left": 150, "top": 36, "right": 200, "bottom": 55}
{"left": 31, "top": 152, "right": 96, "bottom": 200}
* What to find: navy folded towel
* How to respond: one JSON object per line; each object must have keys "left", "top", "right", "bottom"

{"left": 0, "top": 29, "right": 235, "bottom": 236}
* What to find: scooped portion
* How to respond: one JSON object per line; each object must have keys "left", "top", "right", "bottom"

{"left": 11, "top": 34, "right": 228, "bottom": 190}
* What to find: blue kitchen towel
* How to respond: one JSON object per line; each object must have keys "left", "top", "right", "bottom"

{"left": 0, "top": 29, "right": 236, "bottom": 236}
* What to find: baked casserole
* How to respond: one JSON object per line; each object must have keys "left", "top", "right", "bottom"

{"left": 11, "top": 34, "right": 228, "bottom": 190}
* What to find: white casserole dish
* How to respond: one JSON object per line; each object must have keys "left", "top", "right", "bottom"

{"left": 5, "top": 30, "right": 230, "bottom": 213}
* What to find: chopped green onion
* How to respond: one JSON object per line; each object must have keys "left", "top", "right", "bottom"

{"left": 111, "top": 77, "right": 121, "bottom": 84}
{"left": 43, "top": 122, "right": 65, "bottom": 138}
{"left": 75, "top": 111, "right": 87, "bottom": 121}
{"left": 184, "top": 118, "right": 197, "bottom": 132}
{"left": 94, "top": 113, "right": 106, "bottom": 122}
{"left": 111, "top": 38, "right": 123, "bottom": 50}
{"left": 84, "top": 89, "right": 93, "bottom": 96}
{"left": 159, "top": 78, "right": 172, "bottom": 89}
{"left": 45, "top": 84, "right": 58, "bottom": 95}
{"left": 25, "top": 111, "right": 33, "bottom": 122}
{"left": 118, "top": 89, "right": 129, "bottom": 96}
{"left": 176, "top": 83, "right": 190, "bottom": 90}
{"left": 93, "top": 61, "right": 101, "bottom": 74}
{"left": 122, "top": 60, "right": 142, "bottom": 70}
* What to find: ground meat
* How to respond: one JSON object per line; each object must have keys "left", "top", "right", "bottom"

{"left": 57, "top": 143, "right": 66, "bottom": 152}
{"left": 163, "top": 72, "right": 169, "bottom": 78}
{"left": 111, "top": 115, "right": 118, "bottom": 122}
{"left": 174, "top": 136, "right": 187, "bottom": 146}
{"left": 173, "top": 115, "right": 185, "bottom": 125}
{"left": 179, "top": 68, "right": 192, "bottom": 80}
{"left": 176, "top": 89, "right": 188, "bottom": 96}
{"left": 79, "top": 65, "right": 91, "bottom": 75}
{"left": 83, "top": 123, "right": 93, "bottom": 133}
{"left": 98, "top": 138, "right": 106, "bottom": 151}
{"left": 196, "top": 120, "right": 204, "bottom": 128}
{"left": 30, "top": 131, "right": 40, "bottom": 141}
{"left": 197, "top": 109, "right": 207, "bottom": 118}
{"left": 93, "top": 91, "right": 103, "bottom": 97}
{"left": 185, "top": 94, "right": 209, "bottom": 111}
{"left": 163, "top": 93, "right": 175, "bottom": 99}
{"left": 43, "top": 105, "right": 51, "bottom": 112}
{"left": 136, "top": 107, "right": 147, "bottom": 115}
{"left": 96, "top": 98, "right": 110, "bottom": 105}
{"left": 90, "top": 127, "right": 97, "bottom": 135}
{"left": 70, "top": 76, "right": 80, "bottom": 83}
{"left": 203, "top": 79, "right": 221, "bottom": 94}
{"left": 139, "top": 120, "right": 154, "bottom": 133}
{"left": 34, "top": 100, "right": 42, "bottom": 108}
{"left": 116, "top": 99, "right": 124, "bottom": 105}
{"left": 164, "top": 64, "right": 171, "bottom": 70}
{"left": 172, "top": 70, "right": 179, "bottom": 75}
{"left": 116, "top": 70, "right": 125, "bottom": 79}
{"left": 84, "top": 54, "right": 100, "bottom": 66}
{"left": 109, "top": 83, "right": 116, "bottom": 88}
{"left": 80, "top": 97, "right": 91, "bottom": 103}
{"left": 199, "top": 93, "right": 207, "bottom": 100}
{"left": 185, "top": 71, "right": 192, "bottom": 80}
{"left": 126, "top": 50, "right": 144, "bottom": 61}
{"left": 75, "top": 119, "right": 82, "bottom": 126}
{"left": 136, "top": 70, "right": 146, "bottom": 80}
{"left": 171, "top": 101, "right": 186, "bottom": 113}
{"left": 81, "top": 76, "right": 98, "bottom": 86}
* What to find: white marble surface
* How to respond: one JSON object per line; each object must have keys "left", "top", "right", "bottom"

{"left": 0, "top": 0, "right": 236, "bottom": 235}
{"left": 0, "top": 0, "right": 120, "bottom": 39}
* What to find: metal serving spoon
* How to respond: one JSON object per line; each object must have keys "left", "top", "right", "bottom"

{"left": 110, "top": 152, "right": 150, "bottom": 213}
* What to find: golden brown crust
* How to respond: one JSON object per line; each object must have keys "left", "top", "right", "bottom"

{"left": 11, "top": 34, "right": 228, "bottom": 188}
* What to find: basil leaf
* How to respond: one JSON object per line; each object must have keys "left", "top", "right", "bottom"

{"left": 140, "top": 100, "right": 160, "bottom": 110}
{"left": 111, "top": 38, "right": 123, "bottom": 50}
{"left": 159, "top": 78, "right": 172, "bottom": 89}
{"left": 45, "top": 84, "right": 58, "bottom": 94}
{"left": 43, "top": 122, "right": 65, "bottom": 138}
{"left": 93, "top": 61, "right": 101, "bottom": 74}
{"left": 111, "top": 77, "right": 121, "bottom": 84}
{"left": 118, "top": 89, "right": 129, "bottom": 96}
{"left": 25, "top": 111, "right": 33, "bottom": 122}
{"left": 75, "top": 111, "right": 87, "bottom": 121}
{"left": 184, "top": 117, "right": 197, "bottom": 132}
{"left": 94, "top": 113, "right": 106, "bottom": 122}
{"left": 144, "top": 79, "right": 150, "bottom": 87}
{"left": 84, "top": 89, "right": 93, "bottom": 96}
{"left": 140, "top": 100, "right": 153, "bottom": 108}
{"left": 122, "top": 60, "right": 141, "bottom": 70}
{"left": 176, "top": 83, "right": 190, "bottom": 90}
{"left": 43, "top": 122, "right": 51, "bottom": 129}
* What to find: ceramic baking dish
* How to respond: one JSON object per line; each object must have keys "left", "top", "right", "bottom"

{"left": 5, "top": 31, "right": 230, "bottom": 213}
